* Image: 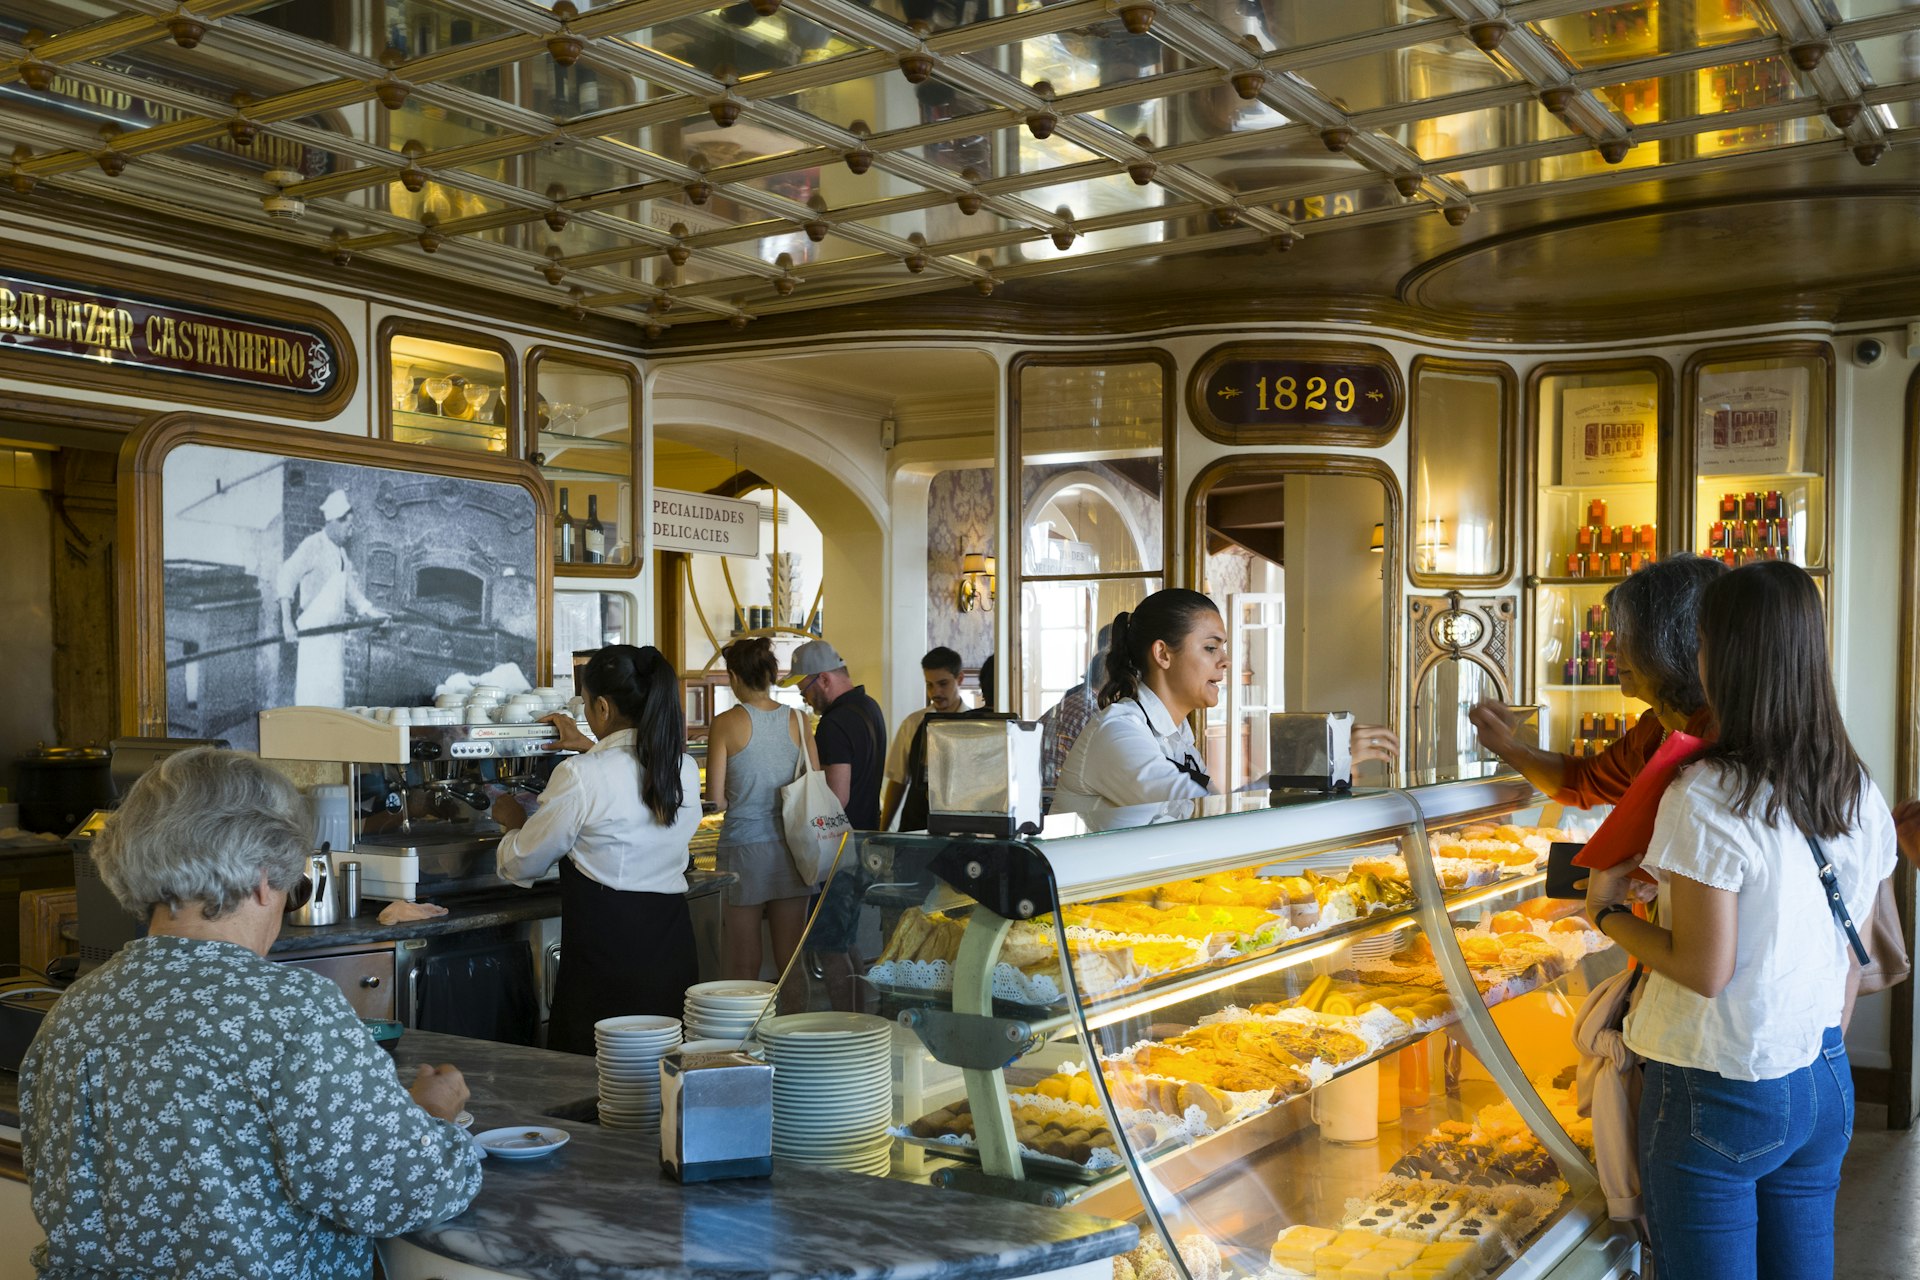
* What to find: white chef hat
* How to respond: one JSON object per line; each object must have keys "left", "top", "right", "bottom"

{"left": 320, "top": 489, "right": 352, "bottom": 521}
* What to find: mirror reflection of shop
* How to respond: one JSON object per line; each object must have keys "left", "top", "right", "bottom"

{"left": 551, "top": 591, "right": 630, "bottom": 698}
{"left": 1009, "top": 355, "right": 1173, "bottom": 722}
{"left": 1193, "top": 461, "right": 1399, "bottom": 792}
{"left": 1408, "top": 595, "right": 1518, "bottom": 777}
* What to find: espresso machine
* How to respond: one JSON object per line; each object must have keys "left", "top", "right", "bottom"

{"left": 259, "top": 707, "right": 565, "bottom": 901}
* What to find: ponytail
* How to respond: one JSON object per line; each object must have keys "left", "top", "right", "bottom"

{"left": 1096, "top": 589, "right": 1222, "bottom": 709}
{"left": 581, "top": 644, "right": 686, "bottom": 826}
{"left": 1097, "top": 612, "right": 1140, "bottom": 709}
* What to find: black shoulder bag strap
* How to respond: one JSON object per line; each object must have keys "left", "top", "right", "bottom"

{"left": 1808, "top": 833, "right": 1872, "bottom": 966}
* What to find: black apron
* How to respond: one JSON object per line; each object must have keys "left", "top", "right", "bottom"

{"left": 546, "top": 857, "right": 699, "bottom": 1056}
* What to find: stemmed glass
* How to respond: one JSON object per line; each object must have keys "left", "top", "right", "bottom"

{"left": 391, "top": 362, "right": 413, "bottom": 411}
{"left": 422, "top": 376, "right": 453, "bottom": 415}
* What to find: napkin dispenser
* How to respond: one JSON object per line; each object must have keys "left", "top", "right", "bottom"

{"left": 924, "top": 715, "right": 1044, "bottom": 838}
{"left": 660, "top": 1048, "right": 773, "bottom": 1182}
{"left": 1268, "top": 712, "right": 1355, "bottom": 792}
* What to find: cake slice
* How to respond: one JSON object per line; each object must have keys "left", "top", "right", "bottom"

{"left": 1314, "top": 1230, "right": 1391, "bottom": 1280}
{"left": 1270, "top": 1225, "right": 1338, "bottom": 1278}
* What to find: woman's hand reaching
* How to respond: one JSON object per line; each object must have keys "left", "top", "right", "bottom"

{"left": 539, "top": 711, "right": 595, "bottom": 753}
{"left": 1350, "top": 725, "right": 1400, "bottom": 767}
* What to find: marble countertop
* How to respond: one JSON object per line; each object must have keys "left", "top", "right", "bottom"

{"left": 394, "top": 1030, "right": 1135, "bottom": 1280}
{"left": 272, "top": 869, "right": 735, "bottom": 954}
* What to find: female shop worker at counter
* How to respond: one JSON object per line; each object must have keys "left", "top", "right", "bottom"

{"left": 1052, "top": 590, "right": 1399, "bottom": 830}
{"left": 23, "top": 748, "right": 481, "bottom": 1279}
{"left": 493, "top": 644, "right": 702, "bottom": 1054}
{"left": 1469, "top": 554, "right": 1724, "bottom": 807}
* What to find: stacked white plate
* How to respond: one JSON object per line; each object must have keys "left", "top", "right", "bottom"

{"left": 683, "top": 980, "right": 776, "bottom": 1043}
{"left": 760, "top": 1012, "right": 894, "bottom": 1175}
{"left": 594, "top": 1015, "right": 681, "bottom": 1134}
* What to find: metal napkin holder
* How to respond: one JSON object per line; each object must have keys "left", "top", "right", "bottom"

{"left": 660, "top": 1047, "right": 774, "bottom": 1182}
{"left": 925, "top": 716, "right": 1044, "bottom": 838}
{"left": 1268, "top": 711, "right": 1355, "bottom": 792}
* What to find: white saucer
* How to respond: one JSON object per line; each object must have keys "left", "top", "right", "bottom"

{"left": 474, "top": 1126, "right": 570, "bottom": 1160}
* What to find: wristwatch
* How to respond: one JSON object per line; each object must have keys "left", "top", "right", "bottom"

{"left": 1592, "top": 903, "right": 1634, "bottom": 935}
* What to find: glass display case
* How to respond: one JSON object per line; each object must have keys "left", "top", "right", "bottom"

{"left": 527, "top": 348, "right": 640, "bottom": 575}
{"left": 781, "top": 773, "right": 1635, "bottom": 1280}
{"left": 1681, "top": 342, "right": 1832, "bottom": 581}
{"left": 379, "top": 320, "right": 517, "bottom": 455}
{"left": 1525, "top": 360, "right": 1669, "bottom": 760}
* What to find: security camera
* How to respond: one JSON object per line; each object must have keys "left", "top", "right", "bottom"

{"left": 1854, "top": 337, "right": 1885, "bottom": 367}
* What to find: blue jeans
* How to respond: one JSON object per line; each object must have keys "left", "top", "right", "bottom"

{"left": 1640, "top": 1025, "right": 1853, "bottom": 1280}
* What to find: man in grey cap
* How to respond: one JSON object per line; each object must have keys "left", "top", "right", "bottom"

{"left": 781, "top": 639, "right": 887, "bottom": 831}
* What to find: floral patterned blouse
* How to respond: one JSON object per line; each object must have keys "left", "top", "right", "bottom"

{"left": 21, "top": 935, "right": 483, "bottom": 1279}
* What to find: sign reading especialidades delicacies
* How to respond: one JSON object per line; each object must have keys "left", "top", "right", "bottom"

{"left": 650, "top": 488, "right": 761, "bottom": 558}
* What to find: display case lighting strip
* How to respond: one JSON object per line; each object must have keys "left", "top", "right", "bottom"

{"left": 1078, "top": 935, "right": 1350, "bottom": 1031}
{"left": 1442, "top": 871, "right": 1549, "bottom": 914}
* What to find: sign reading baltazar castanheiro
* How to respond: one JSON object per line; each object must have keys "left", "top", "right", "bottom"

{"left": 650, "top": 488, "right": 761, "bottom": 558}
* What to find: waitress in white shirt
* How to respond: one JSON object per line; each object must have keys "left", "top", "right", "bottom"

{"left": 1053, "top": 590, "right": 1399, "bottom": 831}
{"left": 491, "top": 645, "right": 701, "bottom": 1055}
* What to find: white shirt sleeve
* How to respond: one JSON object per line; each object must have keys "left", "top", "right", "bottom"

{"left": 1643, "top": 766, "right": 1750, "bottom": 893}
{"left": 1075, "top": 716, "right": 1212, "bottom": 808}
{"left": 497, "top": 757, "right": 590, "bottom": 887}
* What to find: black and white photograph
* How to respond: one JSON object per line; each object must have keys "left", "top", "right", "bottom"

{"left": 161, "top": 442, "right": 541, "bottom": 749}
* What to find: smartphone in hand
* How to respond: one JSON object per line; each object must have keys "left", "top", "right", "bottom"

{"left": 1546, "top": 842, "right": 1589, "bottom": 899}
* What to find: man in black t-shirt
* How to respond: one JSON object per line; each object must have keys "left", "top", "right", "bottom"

{"left": 782, "top": 639, "right": 887, "bottom": 830}
{"left": 781, "top": 638, "right": 887, "bottom": 1011}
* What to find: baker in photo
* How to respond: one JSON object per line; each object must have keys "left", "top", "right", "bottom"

{"left": 275, "top": 487, "right": 388, "bottom": 706}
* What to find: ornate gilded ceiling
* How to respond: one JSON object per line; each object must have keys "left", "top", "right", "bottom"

{"left": 2, "top": 1, "right": 1917, "bottom": 341}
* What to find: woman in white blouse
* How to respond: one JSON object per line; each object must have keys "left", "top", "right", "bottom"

{"left": 1052, "top": 590, "right": 1396, "bottom": 830}
{"left": 1584, "top": 561, "right": 1894, "bottom": 1280}
{"left": 492, "top": 644, "right": 702, "bottom": 1054}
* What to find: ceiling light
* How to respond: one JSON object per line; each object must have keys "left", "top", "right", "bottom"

{"left": 167, "top": 16, "right": 208, "bottom": 49}
{"left": 1321, "top": 127, "right": 1354, "bottom": 152}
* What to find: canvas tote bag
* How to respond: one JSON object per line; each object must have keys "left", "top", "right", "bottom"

{"left": 778, "top": 708, "right": 850, "bottom": 884}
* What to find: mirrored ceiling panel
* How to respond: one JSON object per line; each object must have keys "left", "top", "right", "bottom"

{"left": 0, "top": 0, "right": 1913, "bottom": 333}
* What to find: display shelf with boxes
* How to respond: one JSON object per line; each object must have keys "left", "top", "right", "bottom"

{"left": 1681, "top": 342, "right": 1833, "bottom": 578}
{"left": 778, "top": 772, "right": 1634, "bottom": 1280}
{"left": 1527, "top": 361, "right": 1668, "bottom": 761}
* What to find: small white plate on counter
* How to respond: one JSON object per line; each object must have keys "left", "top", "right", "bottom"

{"left": 474, "top": 1126, "right": 570, "bottom": 1161}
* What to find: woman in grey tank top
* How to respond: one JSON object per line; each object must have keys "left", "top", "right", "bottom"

{"left": 705, "top": 637, "right": 820, "bottom": 982}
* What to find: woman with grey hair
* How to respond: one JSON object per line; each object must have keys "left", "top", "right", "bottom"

{"left": 21, "top": 748, "right": 482, "bottom": 1278}
{"left": 1471, "top": 554, "right": 1725, "bottom": 806}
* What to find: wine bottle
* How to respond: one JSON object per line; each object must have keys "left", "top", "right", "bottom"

{"left": 583, "top": 494, "right": 606, "bottom": 564}
{"left": 555, "top": 488, "right": 577, "bottom": 563}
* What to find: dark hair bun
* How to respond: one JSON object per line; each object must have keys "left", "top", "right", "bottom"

{"left": 722, "top": 636, "right": 779, "bottom": 691}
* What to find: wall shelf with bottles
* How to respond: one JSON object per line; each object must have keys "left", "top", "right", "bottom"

{"left": 1680, "top": 341, "right": 1834, "bottom": 577}
{"left": 379, "top": 320, "right": 519, "bottom": 456}
{"left": 527, "top": 347, "right": 640, "bottom": 579}
{"left": 1525, "top": 359, "right": 1669, "bottom": 759}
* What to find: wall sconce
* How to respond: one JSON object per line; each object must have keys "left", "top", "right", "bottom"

{"left": 959, "top": 552, "right": 996, "bottom": 612}
{"left": 1368, "top": 523, "right": 1384, "bottom": 553}
{"left": 1415, "top": 519, "right": 1450, "bottom": 573}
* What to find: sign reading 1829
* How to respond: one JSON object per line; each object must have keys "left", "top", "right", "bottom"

{"left": 1190, "top": 343, "right": 1403, "bottom": 442}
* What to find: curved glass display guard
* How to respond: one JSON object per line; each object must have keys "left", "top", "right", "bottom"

{"left": 780, "top": 775, "right": 1635, "bottom": 1280}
